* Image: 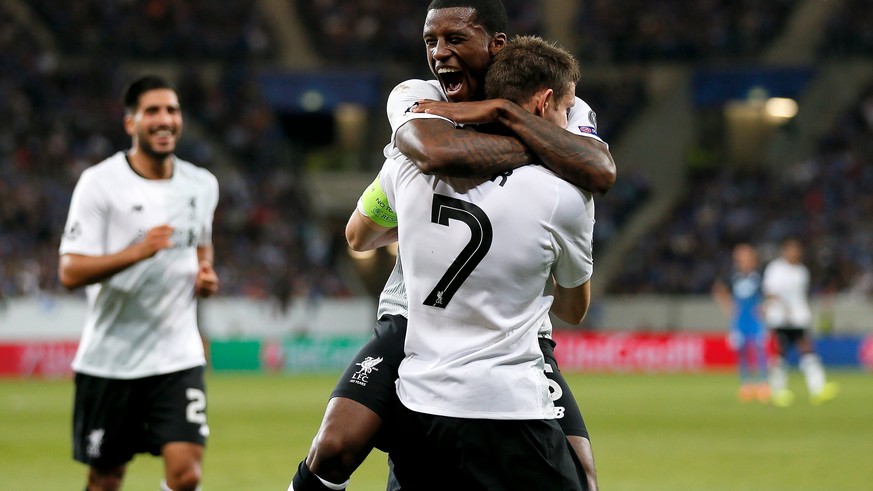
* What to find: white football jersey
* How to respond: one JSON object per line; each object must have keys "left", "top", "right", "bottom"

{"left": 762, "top": 257, "right": 812, "bottom": 328}
{"left": 376, "top": 78, "right": 605, "bottom": 328}
{"left": 59, "top": 152, "right": 219, "bottom": 379}
{"left": 379, "top": 155, "right": 595, "bottom": 420}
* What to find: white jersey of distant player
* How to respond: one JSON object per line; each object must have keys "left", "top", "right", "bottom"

{"left": 377, "top": 78, "right": 605, "bottom": 328}
{"left": 378, "top": 154, "right": 594, "bottom": 420}
{"left": 59, "top": 152, "right": 219, "bottom": 379}
{"left": 762, "top": 257, "right": 812, "bottom": 328}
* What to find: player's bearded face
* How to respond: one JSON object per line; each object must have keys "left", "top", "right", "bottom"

{"left": 128, "top": 89, "right": 183, "bottom": 159}
{"left": 423, "top": 7, "right": 504, "bottom": 103}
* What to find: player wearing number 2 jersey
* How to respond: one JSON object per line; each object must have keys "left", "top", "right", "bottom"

{"left": 59, "top": 75, "right": 218, "bottom": 491}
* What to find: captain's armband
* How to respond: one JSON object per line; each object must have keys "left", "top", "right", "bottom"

{"left": 358, "top": 177, "right": 397, "bottom": 228}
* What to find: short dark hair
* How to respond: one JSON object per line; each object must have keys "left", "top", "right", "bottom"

{"left": 122, "top": 75, "right": 176, "bottom": 114}
{"left": 427, "top": 0, "right": 507, "bottom": 35}
{"left": 484, "top": 35, "right": 580, "bottom": 105}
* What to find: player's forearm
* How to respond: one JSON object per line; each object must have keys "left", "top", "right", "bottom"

{"left": 397, "top": 119, "right": 533, "bottom": 177}
{"left": 58, "top": 248, "right": 145, "bottom": 289}
{"left": 495, "top": 103, "right": 616, "bottom": 195}
{"left": 197, "top": 245, "right": 214, "bottom": 267}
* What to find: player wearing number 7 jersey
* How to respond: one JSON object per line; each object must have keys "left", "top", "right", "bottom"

{"left": 369, "top": 35, "right": 594, "bottom": 490}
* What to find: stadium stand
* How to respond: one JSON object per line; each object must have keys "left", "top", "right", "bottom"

{"left": 7, "top": 0, "right": 873, "bottom": 310}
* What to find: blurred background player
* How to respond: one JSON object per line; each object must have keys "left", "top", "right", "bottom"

{"left": 712, "top": 243, "right": 770, "bottom": 403}
{"left": 762, "top": 237, "right": 838, "bottom": 407}
{"left": 58, "top": 75, "right": 219, "bottom": 491}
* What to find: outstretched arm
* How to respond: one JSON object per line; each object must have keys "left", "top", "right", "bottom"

{"left": 413, "top": 99, "right": 616, "bottom": 195}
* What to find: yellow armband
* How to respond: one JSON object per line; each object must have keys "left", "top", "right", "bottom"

{"left": 359, "top": 176, "right": 397, "bottom": 228}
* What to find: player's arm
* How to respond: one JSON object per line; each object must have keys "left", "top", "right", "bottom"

{"left": 396, "top": 116, "right": 535, "bottom": 178}
{"left": 195, "top": 245, "right": 219, "bottom": 298}
{"left": 346, "top": 210, "right": 398, "bottom": 252}
{"left": 551, "top": 278, "right": 591, "bottom": 325}
{"left": 58, "top": 224, "right": 174, "bottom": 289}
{"left": 711, "top": 279, "right": 733, "bottom": 317}
{"left": 345, "top": 175, "right": 398, "bottom": 252}
{"left": 412, "top": 99, "right": 616, "bottom": 195}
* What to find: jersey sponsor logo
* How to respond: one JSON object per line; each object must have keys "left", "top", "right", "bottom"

{"left": 350, "top": 356, "right": 383, "bottom": 386}
{"left": 87, "top": 429, "right": 105, "bottom": 458}
{"left": 131, "top": 204, "right": 144, "bottom": 212}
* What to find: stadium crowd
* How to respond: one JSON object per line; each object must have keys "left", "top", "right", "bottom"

{"left": 608, "top": 79, "right": 873, "bottom": 296}
{"left": 9, "top": 0, "right": 872, "bottom": 305}
{"left": 574, "top": 0, "right": 798, "bottom": 63}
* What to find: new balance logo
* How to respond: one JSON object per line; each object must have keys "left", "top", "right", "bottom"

{"left": 349, "top": 356, "right": 383, "bottom": 386}
{"left": 132, "top": 204, "right": 143, "bottom": 212}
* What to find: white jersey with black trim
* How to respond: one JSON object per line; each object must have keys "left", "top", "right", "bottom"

{"left": 59, "top": 152, "right": 219, "bottom": 379}
{"left": 376, "top": 78, "right": 605, "bottom": 327}
{"left": 762, "top": 257, "right": 812, "bottom": 328}
{"left": 379, "top": 155, "right": 595, "bottom": 420}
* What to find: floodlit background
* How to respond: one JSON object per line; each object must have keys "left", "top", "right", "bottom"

{"left": 1, "top": 1, "right": 872, "bottom": 490}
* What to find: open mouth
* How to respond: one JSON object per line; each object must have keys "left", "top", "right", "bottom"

{"left": 437, "top": 68, "right": 464, "bottom": 98}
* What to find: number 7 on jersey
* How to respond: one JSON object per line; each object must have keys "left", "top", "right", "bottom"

{"left": 423, "top": 195, "right": 493, "bottom": 309}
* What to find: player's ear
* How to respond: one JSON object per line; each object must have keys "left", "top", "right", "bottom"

{"left": 489, "top": 32, "right": 507, "bottom": 55}
{"left": 534, "top": 88, "right": 554, "bottom": 117}
{"left": 123, "top": 114, "right": 135, "bottom": 136}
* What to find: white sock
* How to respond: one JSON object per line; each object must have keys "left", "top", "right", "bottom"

{"left": 769, "top": 358, "right": 788, "bottom": 393}
{"left": 317, "top": 475, "right": 349, "bottom": 490}
{"left": 800, "top": 353, "right": 826, "bottom": 395}
{"left": 160, "top": 480, "right": 200, "bottom": 491}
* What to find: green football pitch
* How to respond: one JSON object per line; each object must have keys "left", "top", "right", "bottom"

{"left": 2, "top": 371, "right": 871, "bottom": 490}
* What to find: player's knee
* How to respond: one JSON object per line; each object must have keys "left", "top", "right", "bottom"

{"left": 311, "top": 429, "right": 361, "bottom": 466}
{"left": 166, "top": 465, "right": 202, "bottom": 491}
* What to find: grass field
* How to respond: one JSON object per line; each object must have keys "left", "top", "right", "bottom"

{"left": 2, "top": 370, "right": 871, "bottom": 490}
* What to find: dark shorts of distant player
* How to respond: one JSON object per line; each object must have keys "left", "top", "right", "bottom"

{"left": 388, "top": 406, "right": 583, "bottom": 491}
{"left": 771, "top": 326, "right": 810, "bottom": 353}
{"left": 73, "top": 365, "right": 208, "bottom": 468}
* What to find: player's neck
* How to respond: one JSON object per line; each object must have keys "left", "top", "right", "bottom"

{"left": 127, "top": 149, "right": 174, "bottom": 180}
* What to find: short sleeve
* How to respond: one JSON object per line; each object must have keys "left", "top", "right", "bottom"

{"left": 384, "top": 79, "right": 454, "bottom": 159}
{"left": 59, "top": 169, "right": 108, "bottom": 256}
{"left": 567, "top": 97, "right": 607, "bottom": 145}
{"left": 550, "top": 184, "right": 596, "bottom": 288}
{"left": 198, "top": 171, "right": 219, "bottom": 246}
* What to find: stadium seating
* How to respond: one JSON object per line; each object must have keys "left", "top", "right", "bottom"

{"left": 11, "top": 0, "right": 873, "bottom": 306}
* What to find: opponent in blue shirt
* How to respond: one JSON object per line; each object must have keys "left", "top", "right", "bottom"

{"left": 713, "top": 243, "right": 770, "bottom": 402}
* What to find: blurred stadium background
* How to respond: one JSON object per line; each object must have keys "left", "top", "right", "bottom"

{"left": 1, "top": 1, "right": 873, "bottom": 490}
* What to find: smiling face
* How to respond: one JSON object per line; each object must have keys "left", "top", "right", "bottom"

{"left": 423, "top": 7, "right": 505, "bottom": 103}
{"left": 124, "top": 88, "right": 182, "bottom": 161}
